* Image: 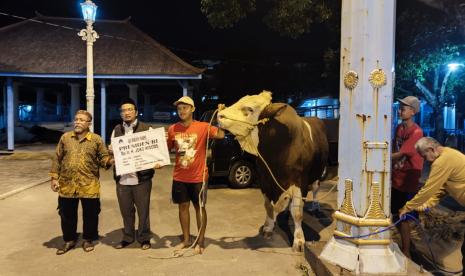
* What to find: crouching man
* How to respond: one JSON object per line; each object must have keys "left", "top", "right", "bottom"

{"left": 400, "top": 137, "right": 465, "bottom": 269}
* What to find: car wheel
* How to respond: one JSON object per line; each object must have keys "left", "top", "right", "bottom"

{"left": 228, "top": 160, "right": 254, "bottom": 189}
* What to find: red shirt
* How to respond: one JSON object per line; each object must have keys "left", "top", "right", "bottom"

{"left": 167, "top": 121, "right": 218, "bottom": 183}
{"left": 392, "top": 123, "right": 424, "bottom": 192}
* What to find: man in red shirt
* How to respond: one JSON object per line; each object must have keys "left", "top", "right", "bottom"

{"left": 391, "top": 96, "right": 424, "bottom": 258}
{"left": 167, "top": 96, "right": 224, "bottom": 254}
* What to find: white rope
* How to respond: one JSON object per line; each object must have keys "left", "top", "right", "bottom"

{"left": 241, "top": 120, "right": 337, "bottom": 203}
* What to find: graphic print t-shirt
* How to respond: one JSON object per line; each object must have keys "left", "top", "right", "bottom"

{"left": 167, "top": 121, "right": 218, "bottom": 183}
{"left": 392, "top": 123, "right": 424, "bottom": 193}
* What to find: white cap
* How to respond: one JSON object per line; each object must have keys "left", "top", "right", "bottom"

{"left": 173, "top": 96, "right": 195, "bottom": 108}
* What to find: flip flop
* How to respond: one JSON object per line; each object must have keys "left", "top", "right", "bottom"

{"left": 141, "top": 241, "right": 151, "bottom": 250}
{"left": 56, "top": 241, "right": 76, "bottom": 255}
{"left": 82, "top": 240, "right": 94, "bottom": 252}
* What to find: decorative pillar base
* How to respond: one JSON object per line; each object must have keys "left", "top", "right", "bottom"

{"left": 320, "top": 238, "right": 407, "bottom": 274}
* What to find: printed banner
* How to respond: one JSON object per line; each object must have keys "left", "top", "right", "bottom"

{"left": 111, "top": 127, "right": 170, "bottom": 176}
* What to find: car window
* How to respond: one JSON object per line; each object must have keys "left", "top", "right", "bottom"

{"left": 200, "top": 110, "right": 218, "bottom": 126}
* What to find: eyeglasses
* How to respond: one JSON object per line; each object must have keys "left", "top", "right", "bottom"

{"left": 74, "top": 118, "right": 91, "bottom": 123}
{"left": 120, "top": 108, "right": 135, "bottom": 114}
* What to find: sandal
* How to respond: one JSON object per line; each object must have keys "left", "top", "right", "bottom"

{"left": 82, "top": 240, "right": 94, "bottom": 252}
{"left": 141, "top": 241, "right": 151, "bottom": 250}
{"left": 56, "top": 241, "right": 76, "bottom": 255}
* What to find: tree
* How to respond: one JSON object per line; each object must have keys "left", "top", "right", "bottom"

{"left": 396, "top": 0, "right": 465, "bottom": 141}
{"left": 200, "top": 0, "right": 337, "bottom": 39}
{"left": 417, "top": 0, "right": 465, "bottom": 37}
{"left": 198, "top": 0, "right": 341, "bottom": 102}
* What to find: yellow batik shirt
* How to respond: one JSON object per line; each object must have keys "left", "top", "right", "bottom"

{"left": 49, "top": 131, "right": 111, "bottom": 198}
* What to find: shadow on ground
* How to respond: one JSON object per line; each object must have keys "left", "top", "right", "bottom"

{"left": 211, "top": 209, "right": 326, "bottom": 251}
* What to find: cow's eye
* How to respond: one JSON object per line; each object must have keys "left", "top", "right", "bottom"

{"left": 242, "top": 107, "right": 253, "bottom": 116}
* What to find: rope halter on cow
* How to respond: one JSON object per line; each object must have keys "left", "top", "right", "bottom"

{"left": 219, "top": 106, "right": 336, "bottom": 204}
{"left": 222, "top": 110, "right": 335, "bottom": 204}
{"left": 217, "top": 113, "right": 269, "bottom": 137}
{"left": 219, "top": 111, "right": 304, "bottom": 201}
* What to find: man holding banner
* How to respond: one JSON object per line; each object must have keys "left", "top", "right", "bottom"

{"left": 110, "top": 98, "right": 168, "bottom": 250}
{"left": 168, "top": 96, "right": 225, "bottom": 254}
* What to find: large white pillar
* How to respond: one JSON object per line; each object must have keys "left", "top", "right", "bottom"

{"left": 69, "top": 83, "right": 80, "bottom": 121}
{"left": 319, "top": 0, "right": 404, "bottom": 274}
{"left": 6, "top": 78, "right": 14, "bottom": 151}
{"left": 100, "top": 80, "right": 106, "bottom": 142}
{"left": 36, "top": 88, "right": 44, "bottom": 121}
{"left": 127, "top": 84, "right": 138, "bottom": 105}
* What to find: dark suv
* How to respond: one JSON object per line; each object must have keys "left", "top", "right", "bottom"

{"left": 200, "top": 110, "right": 256, "bottom": 188}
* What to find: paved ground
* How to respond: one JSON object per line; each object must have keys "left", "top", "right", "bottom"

{"left": 1, "top": 144, "right": 463, "bottom": 275}
{"left": 0, "top": 144, "right": 54, "bottom": 198}
{"left": 0, "top": 154, "right": 324, "bottom": 276}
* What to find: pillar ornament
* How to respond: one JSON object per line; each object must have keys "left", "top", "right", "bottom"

{"left": 364, "top": 181, "right": 385, "bottom": 220}
{"left": 368, "top": 68, "right": 387, "bottom": 89}
{"left": 78, "top": 24, "right": 99, "bottom": 43}
{"left": 340, "top": 179, "right": 357, "bottom": 217}
{"left": 340, "top": 179, "right": 357, "bottom": 234}
{"left": 343, "top": 70, "right": 359, "bottom": 90}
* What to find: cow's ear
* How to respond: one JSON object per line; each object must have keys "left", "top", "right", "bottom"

{"left": 259, "top": 91, "right": 272, "bottom": 103}
{"left": 260, "top": 103, "right": 287, "bottom": 119}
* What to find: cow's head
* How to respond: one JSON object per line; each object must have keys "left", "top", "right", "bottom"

{"left": 217, "top": 91, "right": 272, "bottom": 155}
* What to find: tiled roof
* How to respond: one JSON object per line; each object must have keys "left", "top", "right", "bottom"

{"left": 0, "top": 15, "right": 204, "bottom": 78}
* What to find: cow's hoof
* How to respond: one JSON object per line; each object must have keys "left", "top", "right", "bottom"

{"left": 292, "top": 239, "right": 305, "bottom": 252}
{"left": 263, "top": 231, "right": 273, "bottom": 239}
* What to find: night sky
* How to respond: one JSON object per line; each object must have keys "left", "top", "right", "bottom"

{"left": 0, "top": 0, "right": 331, "bottom": 63}
{"left": 0, "top": 0, "right": 342, "bottom": 107}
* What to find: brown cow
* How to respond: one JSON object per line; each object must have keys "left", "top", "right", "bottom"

{"left": 217, "top": 91, "right": 329, "bottom": 251}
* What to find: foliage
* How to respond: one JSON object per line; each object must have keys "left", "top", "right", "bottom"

{"left": 200, "top": 0, "right": 335, "bottom": 38}
{"left": 200, "top": 0, "right": 256, "bottom": 29}
{"left": 263, "top": 0, "right": 332, "bottom": 38}
{"left": 395, "top": 1, "right": 465, "bottom": 106}
{"left": 395, "top": 0, "right": 465, "bottom": 139}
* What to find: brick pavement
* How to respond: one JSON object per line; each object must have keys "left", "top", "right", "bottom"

{"left": 0, "top": 144, "right": 54, "bottom": 199}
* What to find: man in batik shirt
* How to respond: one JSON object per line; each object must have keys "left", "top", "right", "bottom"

{"left": 50, "top": 110, "right": 113, "bottom": 255}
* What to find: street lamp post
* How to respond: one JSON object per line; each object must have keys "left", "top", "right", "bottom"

{"left": 78, "top": 0, "right": 99, "bottom": 132}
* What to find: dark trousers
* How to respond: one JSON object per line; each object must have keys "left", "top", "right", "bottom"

{"left": 116, "top": 180, "right": 152, "bottom": 243}
{"left": 58, "top": 197, "right": 101, "bottom": 242}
